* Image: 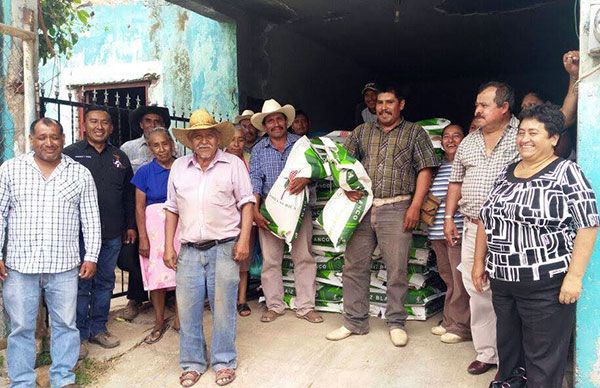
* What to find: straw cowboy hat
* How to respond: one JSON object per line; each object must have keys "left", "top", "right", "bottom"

{"left": 173, "top": 109, "right": 234, "bottom": 150}
{"left": 234, "top": 109, "right": 254, "bottom": 124}
{"left": 250, "top": 99, "right": 295, "bottom": 132}
{"left": 129, "top": 105, "right": 171, "bottom": 131}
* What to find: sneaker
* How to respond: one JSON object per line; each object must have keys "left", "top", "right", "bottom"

{"left": 431, "top": 325, "right": 447, "bottom": 336}
{"left": 78, "top": 341, "right": 89, "bottom": 360}
{"left": 121, "top": 300, "right": 141, "bottom": 321}
{"left": 89, "top": 331, "right": 120, "bottom": 349}
{"left": 326, "top": 326, "right": 353, "bottom": 341}
{"left": 390, "top": 328, "right": 408, "bottom": 347}
{"left": 440, "top": 332, "right": 467, "bottom": 344}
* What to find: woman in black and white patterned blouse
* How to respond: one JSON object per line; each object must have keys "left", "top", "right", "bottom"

{"left": 472, "top": 103, "right": 599, "bottom": 388}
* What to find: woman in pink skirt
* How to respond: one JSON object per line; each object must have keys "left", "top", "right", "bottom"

{"left": 131, "top": 127, "right": 180, "bottom": 343}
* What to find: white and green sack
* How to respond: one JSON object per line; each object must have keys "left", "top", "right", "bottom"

{"left": 262, "top": 136, "right": 372, "bottom": 252}
{"left": 313, "top": 137, "right": 373, "bottom": 251}
{"left": 260, "top": 136, "right": 330, "bottom": 249}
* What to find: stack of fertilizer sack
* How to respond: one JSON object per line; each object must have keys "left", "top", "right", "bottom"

{"left": 278, "top": 196, "right": 446, "bottom": 320}
{"left": 262, "top": 135, "right": 446, "bottom": 320}
{"left": 367, "top": 232, "right": 446, "bottom": 321}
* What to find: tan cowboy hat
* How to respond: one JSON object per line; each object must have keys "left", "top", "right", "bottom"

{"left": 173, "top": 109, "right": 234, "bottom": 150}
{"left": 234, "top": 109, "right": 254, "bottom": 124}
{"left": 250, "top": 99, "right": 295, "bottom": 132}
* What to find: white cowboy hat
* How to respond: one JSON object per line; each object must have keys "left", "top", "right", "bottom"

{"left": 173, "top": 109, "right": 234, "bottom": 149}
{"left": 234, "top": 109, "right": 254, "bottom": 124}
{"left": 250, "top": 99, "right": 295, "bottom": 132}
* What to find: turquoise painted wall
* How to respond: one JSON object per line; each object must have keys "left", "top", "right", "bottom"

{"left": 1, "top": 0, "right": 16, "bottom": 162}
{"left": 576, "top": 2, "right": 600, "bottom": 386}
{"left": 576, "top": 81, "right": 600, "bottom": 388}
{"left": 39, "top": 0, "right": 238, "bottom": 121}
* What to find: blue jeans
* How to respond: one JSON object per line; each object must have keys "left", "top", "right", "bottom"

{"left": 77, "top": 236, "right": 122, "bottom": 339}
{"left": 176, "top": 241, "right": 239, "bottom": 373}
{"left": 4, "top": 268, "right": 79, "bottom": 388}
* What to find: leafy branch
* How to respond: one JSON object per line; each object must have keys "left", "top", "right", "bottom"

{"left": 38, "top": 0, "right": 91, "bottom": 64}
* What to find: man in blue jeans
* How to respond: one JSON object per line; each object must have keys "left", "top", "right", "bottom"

{"left": 163, "top": 109, "right": 254, "bottom": 387}
{"left": 64, "top": 106, "right": 136, "bottom": 355}
{"left": 0, "top": 118, "right": 101, "bottom": 387}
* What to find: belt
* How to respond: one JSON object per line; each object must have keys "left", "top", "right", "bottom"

{"left": 184, "top": 237, "right": 236, "bottom": 251}
{"left": 373, "top": 194, "right": 411, "bottom": 207}
{"left": 465, "top": 215, "right": 480, "bottom": 225}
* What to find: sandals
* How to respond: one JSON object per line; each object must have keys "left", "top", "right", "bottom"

{"left": 144, "top": 323, "right": 170, "bottom": 344}
{"left": 179, "top": 371, "right": 202, "bottom": 387}
{"left": 237, "top": 303, "right": 251, "bottom": 317}
{"left": 215, "top": 368, "right": 236, "bottom": 386}
{"left": 296, "top": 310, "right": 324, "bottom": 323}
{"left": 178, "top": 369, "right": 235, "bottom": 387}
{"left": 260, "top": 309, "right": 284, "bottom": 323}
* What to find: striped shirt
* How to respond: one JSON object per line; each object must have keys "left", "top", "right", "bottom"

{"left": 449, "top": 115, "right": 520, "bottom": 219}
{"left": 344, "top": 119, "right": 438, "bottom": 198}
{"left": 0, "top": 153, "right": 101, "bottom": 273}
{"left": 428, "top": 160, "right": 464, "bottom": 240}
{"left": 249, "top": 133, "right": 301, "bottom": 197}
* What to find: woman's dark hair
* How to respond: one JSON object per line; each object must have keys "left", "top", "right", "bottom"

{"left": 518, "top": 102, "right": 565, "bottom": 137}
{"left": 442, "top": 123, "right": 466, "bottom": 137}
{"left": 522, "top": 91, "right": 547, "bottom": 105}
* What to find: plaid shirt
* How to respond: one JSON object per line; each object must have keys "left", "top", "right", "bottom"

{"left": 344, "top": 119, "right": 438, "bottom": 198}
{"left": 449, "top": 115, "right": 520, "bottom": 219}
{"left": 0, "top": 153, "right": 101, "bottom": 274}
{"left": 249, "top": 133, "right": 301, "bottom": 197}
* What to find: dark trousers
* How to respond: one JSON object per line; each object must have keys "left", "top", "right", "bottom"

{"left": 491, "top": 275, "right": 575, "bottom": 388}
{"left": 77, "top": 236, "right": 122, "bottom": 339}
{"left": 127, "top": 256, "right": 148, "bottom": 303}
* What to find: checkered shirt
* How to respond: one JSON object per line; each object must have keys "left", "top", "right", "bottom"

{"left": 449, "top": 115, "right": 520, "bottom": 219}
{"left": 0, "top": 153, "right": 101, "bottom": 274}
{"left": 249, "top": 134, "right": 301, "bottom": 197}
{"left": 344, "top": 119, "right": 439, "bottom": 198}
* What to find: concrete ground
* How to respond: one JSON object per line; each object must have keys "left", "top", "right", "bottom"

{"left": 87, "top": 297, "right": 493, "bottom": 388}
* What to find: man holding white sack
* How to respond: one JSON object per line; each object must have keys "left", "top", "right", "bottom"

{"left": 327, "top": 84, "right": 438, "bottom": 346}
{"left": 249, "top": 99, "right": 323, "bottom": 324}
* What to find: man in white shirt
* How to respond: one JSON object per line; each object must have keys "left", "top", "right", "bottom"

{"left": 0, "top": 117, "right": 101, "bottom": 387}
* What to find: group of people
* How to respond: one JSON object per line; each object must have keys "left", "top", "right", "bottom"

{"left": 426, "top": 50, "right": 597, "bottom": 388}
{"left": 0, "top": 48, "right": 597, "bottom": 388}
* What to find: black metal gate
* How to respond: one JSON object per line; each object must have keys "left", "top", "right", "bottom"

{"left": 39, "top": 88, "right": 190, "bottom": 298}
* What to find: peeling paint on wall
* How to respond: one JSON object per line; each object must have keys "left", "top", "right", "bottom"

{"left": 177, "top": 9, "right": 189, "bottom": 31}
{"left": 38, "top": 0, "right": 238, "bottom": 136}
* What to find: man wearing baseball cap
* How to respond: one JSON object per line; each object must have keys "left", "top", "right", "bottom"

{"left": 355, "top": 82, "right": 378, "bottom": 126}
